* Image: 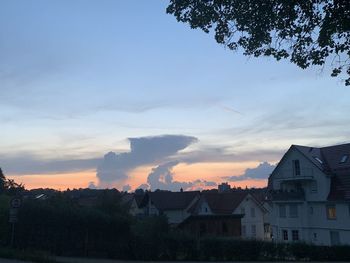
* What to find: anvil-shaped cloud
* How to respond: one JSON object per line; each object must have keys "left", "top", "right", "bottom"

{"left": 96, "top": 135, "right": 198, "bottom": 184}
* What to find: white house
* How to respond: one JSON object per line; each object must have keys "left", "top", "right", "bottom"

{"left": 143, "top": 190, "right": 200, "bottom": 225}
{"left": 268, "top": 143, "right": 350, "bottom": 246}
{"left": 191, "top": 191, "right": 269, "bottom": 240}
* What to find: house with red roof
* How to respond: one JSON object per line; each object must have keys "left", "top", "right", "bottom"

{"left": 268, "top": 143, "right": 350, "bottom": 246}
{"left": 189, "top": 191, "right": 269, "bottom": 239}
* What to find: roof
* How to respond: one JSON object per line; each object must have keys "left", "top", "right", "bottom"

{"left": 201, "top": 192, "right": 248, "bottom": 214}
{"left": 147, "top": 191, "right": 200, "bottom": 211}
{"left": 134, "top": 194, "right": 145, "bottom": 207}
{"left": 282, "top": 143, "right": 350, "bottom": 201}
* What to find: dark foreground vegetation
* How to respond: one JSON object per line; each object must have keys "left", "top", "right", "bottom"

{"left": 1, "top": 170, "right": 350, "bottom": 262}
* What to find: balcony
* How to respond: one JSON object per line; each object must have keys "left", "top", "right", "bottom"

{"left": 269, "top": 189, "right": 305, "bottom": 201}
{"left": 275, "top": 168, "right": 314, "bottom": 182}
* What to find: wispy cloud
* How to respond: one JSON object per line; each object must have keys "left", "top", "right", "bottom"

{"left": 0, "top": 153, "right": 99, "bottom": 175}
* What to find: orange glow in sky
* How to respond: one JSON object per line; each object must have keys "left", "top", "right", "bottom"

{"left": 7, "top": 162, "right": 269, "bottom": 191}
{"left": 8, "top": 170, "right": 98, "bottom": 190}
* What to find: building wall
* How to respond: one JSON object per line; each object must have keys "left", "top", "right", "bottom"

{"left": 180, "top": 217, "right": 241, "bottom": 237}
{"left": 129, "top": 199, "right": 144, "bottom": 216}
{"left": 196, "top": 199, "right": 213, "bottom": 215}
{"left": 307, "top": 202, "right": 350, "bottom": 245}
{"left": 164, "top": 209, "right": 191, "bottom": 224}
{"left": 234, "top": 194, "right": 266, "bottom": 240}
{"left": 269, "top": 147, "right": 350, "bottom": 245}
{"left": 271, "top": 149, "right": 331, "bottom": 201}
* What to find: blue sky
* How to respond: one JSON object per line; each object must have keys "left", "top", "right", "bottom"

{"left": 1, "top": 0, "right": 349, "bottom": 190}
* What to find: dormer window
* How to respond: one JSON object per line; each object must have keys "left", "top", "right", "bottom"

{"left": 313, "top": 156, "right": 323, "bottom": 164}
{"left": 293, "top": 160, "right": 301, "bottom": 176}
{"left": 340, "top": 155, "right": 349, "bottom": 164}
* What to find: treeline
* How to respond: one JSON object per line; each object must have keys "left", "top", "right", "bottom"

{"left": 0, "top": 170, "right": 350, "bottom": 261}
{"left": 1, "top": 192, "right": 349, "bottom": 261}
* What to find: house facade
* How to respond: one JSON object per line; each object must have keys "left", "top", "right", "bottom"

{"left": 179, "top": 214, "right": 242, "bottom": 238}
{"left": 142, "top": 190, "right": 200, "bottom": 225}
{"left": 268, "top": 144, "right": 350, "bottom": 246}
{"left": 191, "top": 192, "right": 268, "bottom": 240}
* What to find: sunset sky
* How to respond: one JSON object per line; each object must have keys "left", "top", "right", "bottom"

{"left": 1, "top": 0, "right": 350, "bottom": 191}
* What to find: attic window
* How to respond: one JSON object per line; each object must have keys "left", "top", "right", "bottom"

{"left": 340, "top": 155, "right": 349, "bottom": 164}
{"left": 313, "top": 157, "right": 323, "bottom": 164}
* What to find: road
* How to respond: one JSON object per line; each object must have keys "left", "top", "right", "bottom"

{"left": 2, "top": 258, "right": 348, "bottom": 263}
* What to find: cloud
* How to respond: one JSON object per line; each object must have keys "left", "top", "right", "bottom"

{"left": 146, "top": 161, "right": 217, "bottom": 191}
{"left": 224, "top": 162, "right": 276, "bottom": 182}
{"left": 178, "top": 147, "right": 283, "bottom": 164}
{"left": 0, "top": 153, "right": 100, "bottom": 175}
{"left": 96, "top": 135, "right": 198, "bottom": 184}
{"left": 146, "top": 161, "right": 193, "bottom": 191}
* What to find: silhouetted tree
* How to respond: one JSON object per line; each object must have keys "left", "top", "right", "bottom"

{"left": 0, "top": 168, "right": 5, "bottom": 194}
{"left": 167, "top": 0, "right": 350, "bottom": 85}
{"left": 0, "top": 168, "right": 24, "bottom": 195}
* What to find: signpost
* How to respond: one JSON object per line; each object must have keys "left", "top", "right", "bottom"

{"left": 9, "top": 198, "right": 21, "bottom": 247}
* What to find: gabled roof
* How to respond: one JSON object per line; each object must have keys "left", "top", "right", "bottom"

{"left": 134, "top": 194, "right": 145, "bottom": 207}
{"left": 147, "top": 191, "right": 200, "bottom": 211}
{"left": 293, "top": 145, "right": 325, "bottom": 172}
{"left": 200, "top": 192, "right": 248, "bottom": 214}
{"left": 271, "top": 143, "right": 350, "bottom": 201}
{"left": 321, "top": 143, "right": 350, "bottom": 201}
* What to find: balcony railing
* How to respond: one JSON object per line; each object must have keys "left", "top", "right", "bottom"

{"left": 269, "top": 189, "right": 305, "bottom": 201}
{"left": 275, "top": 168, "right": 314, "bottom": 181}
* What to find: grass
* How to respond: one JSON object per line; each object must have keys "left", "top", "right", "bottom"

{"left": 0, "top": 246, "right": 57, "bottom": 263}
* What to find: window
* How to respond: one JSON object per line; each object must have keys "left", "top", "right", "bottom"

{"left": 330, "top": 231, "right": 340, "bottom": 246}
{"left": 309, "top": 206, "right": 314, "bottom": 215}
{"left": 242, "top": 225, "right": 246, "bottom": 236}
{"left": 313, "top": 156, "right": 323, "bottom": 164}
{"left": 327, "top": 205, "right": 336, "bottom": 220}
{"left": 251, "top": 225, "right": 256, "bottom": 237}
{"left": 222, "top": 222, "right": 228, "bottom": 233}
{"left": 282, "top": 230, "right": 288, "bottom": 241}
{"left": 293, "top": 160, "right": 301, "bottom": 176}
{"left": 251, "top": 207, "right": 255, "bottom": 218}
{"left": 340, "top": 155, "right": 349, "bottom": 164}
{"left": 292, "top": 230, "right": 299, "bottom": 241}
{"left": 279, "top": 204, "right": 286, "bottom": 218}
{"left": 241, "top": 207, "right": 245, "bottom": 215}
{"left": 200, "top": 223, "right": 207, "bottom": 235}
{"left": 310, "top": 181, "right": 318, "bottom": 193}
{"left": 264, "top": 224, "right": 270, "bottom": 233}
{"left": 289, "top": 204, "right": 298, "bottom": 218}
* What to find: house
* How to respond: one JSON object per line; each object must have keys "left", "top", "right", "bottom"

{"left": 179, "top": 214, "right": 242, "bottom": 238}
{"left": 190, "top": 191, "right": 269, "bottom": 240}
{"left": 121, "top": 192, "right": 145, "bottom": 217}
{"left": 142, "top": 190, "right": 200, "bottom": 225}
{"left": 268, "top": 143, "right": 350, "bottom": 246}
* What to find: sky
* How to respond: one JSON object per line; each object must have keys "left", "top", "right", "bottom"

{"left": 1, "top": 0, "right": 350, "bottom": 191}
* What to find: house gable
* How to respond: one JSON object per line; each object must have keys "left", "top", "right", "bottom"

{"left": 269, "top": 145, "right": 331, "bottom": 201}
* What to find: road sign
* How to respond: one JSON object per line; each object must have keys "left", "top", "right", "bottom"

{"left": 9, "top": 208, "right": 18, "bottom": 223}
{"left": 10, "top": 198, "right": 21, "bottom": 209}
